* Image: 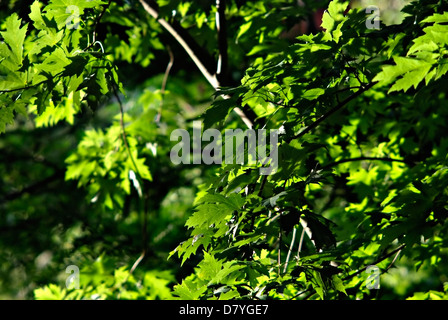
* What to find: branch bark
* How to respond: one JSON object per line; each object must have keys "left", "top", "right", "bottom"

{"left": 138, "top": 0, "right": 253, "bottom": 129}
{"left": 138, "top": 0, "right": 219, "bottom": 88}
{"left": 216, "top": 0, "right": 229, "bottom": 84}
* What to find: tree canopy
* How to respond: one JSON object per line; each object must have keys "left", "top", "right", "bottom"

{"left": 1, "top": 0, "right": 448, "bottom": 300}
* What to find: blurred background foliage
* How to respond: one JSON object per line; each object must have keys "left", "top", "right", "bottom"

{"left": 353, "top": 0, "right": 412, "bottom": 25}
{"left": 0, "top": 0, "right": 446, "bottom": 300}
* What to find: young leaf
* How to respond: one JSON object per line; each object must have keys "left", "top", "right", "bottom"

{"left": 0, "top": 14, "right": 28, "bottom": 66}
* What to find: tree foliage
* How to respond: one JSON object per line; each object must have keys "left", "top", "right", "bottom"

{"left": 1, "top": 0, "right": 448, "bottom": 300}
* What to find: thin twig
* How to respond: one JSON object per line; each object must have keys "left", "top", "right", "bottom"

{"left": 161, "top": 45, "right": 174, "bottom": 94}
{"left": 156, "top": 45, "right": 174, "bottom": 123}
{"left": 296, "top": 227, "right": 306, "bottom": 260}
{"left": 92, "top": 0, "right": 112, "bottom": 42}
{"left": 385, "top": 246, "right": 403, "bottom": 272}
{"left": 216, "top": 0, "right": 228, "bottom": 83}
{"left": 129, "top": 251, "right": 146, "bottom": 275}
{"left": 126, "top": 196, "right": 149, "bottom": 278}
{"left": 287, "top": 82, "right": 376, "bottom": 143}
{"left": 278, "top": 231, "right": 282, "bottom": 275}
{"left": 283, "top": 227, "right": 297, "bottom": 273}
{"left": 343, "top": 244, "right": 406, "bottom": 281}
{"left": 322, "top": 156, "right": 413, "bottom": 170}
{"left": 291, "top": 287, "right": 312, "bottom": 300}
{"left": 138, "top": 0, "right": 218, "bottom": 88}
{"left": 0, "top": 71, "right": 64, "bottom": 94}
{"left": 84, "top": 0, "right": 112, "bottom": 51}
{"left": 290, "top": 244, "right": 405, "bottom": 300}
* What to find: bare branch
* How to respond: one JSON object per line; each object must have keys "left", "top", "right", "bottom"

{"left": 161, "top": 45, "right": 174, "bottom": 94}
{"left": 138, "top": 0, "right": 253, "bottom": 129}
{"left": 155, "top": 45, "right": 175, "bottom": 123}
{"left": 296, "top": 227, "right": 306, "bottom": 260}
{"left": 216, "top": 0, "right": 228, "bottom": 83}
{"left": 1, "top": 170, "right": 65, "bottom": 204}
{"left": 343, "top": 244, "right": 406, "bottom": 281}
{"left": 283, "top": 227, "right": 297, "bottom": 273}
{"left": 139, "top": 0, "right": 219, "bottom": 88}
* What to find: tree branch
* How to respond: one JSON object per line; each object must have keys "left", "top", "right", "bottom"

{"left": 138, "top": 0, "right": 253, "bottom": 129}
{"left": 155, "top": 45, "right": 175, "bottom": 123}
{"left": 216, "top": 0, "right": 229, "bottom": 84}
{"left": 161, "top": 45, "right": 174, "bottom": 94}
{"left": 322, "top": 156, "right": 414, "bottom": 170}
{"left": 138, "top": 0, "right": 219, "bottom": 88}
{"left": 343, "top": 244, "right": 406, "bottom": 281}
{"left": 1, "top": 170, "right": 65, "bottom": 203}
{"left": 296, "top": 227, "right": 306, "bottom": 260}
{"left": 287, "top": 82, "right": 377, "bottom": 143}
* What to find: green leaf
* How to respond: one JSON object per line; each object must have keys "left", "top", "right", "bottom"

{"left": 311, "top": 270, "right": 326, "bottom": 299}
{"left": 28, "top": 29, "right": 65, "bottom": 57}
{"left": 321, "top": 10, "right": 335, "bottom": 32}
{"left": 172, "top": 278, "right": 207, "bottom": 300}
{"left": 185, "top": 203, "right": 234, "bottom": 230}
{"left": 45, "top": 0, "right": 105, "bottom": 29}
{"left": 374, "top": 57, "right": 434, "bottom": 91}
{"left": 332, "top": 20, "right": 345, "bottom": 44}
{"left": 203, "top": 98, "right": 236, "bottom": 129}
{"left": 331, "top": 275, "right": 347, "bottom": 295}
{"left": 34, "top": 92, "right": 80, "bottom": 127}
{"left": 303, "top": 88, "right": 325, "bottom": 101}
{"left": 211, "top": 262, "right": 243, "bottom": 286}
{"left": 0, "top": 106, "right": 16, "bottom": 133}
{"left": 389, "top": 64, "right": 432, "bottom": 93}
{"left": 236, "top": 20, "right": 252, "bottom": 43}
{"left": 34, "top": 284, "right": 66, "bottom": 300}
{"left": 0, "top": 14, "right": 28, "bottom": 66}
{"left": 34, "top": 47, "right": 71, "bottom": 76}
{"left": 29, "top": 1, "right": 47, "bottom": 30}
{"left": 196, "top": 193, "right": 244, "bottom": 211}
{"left": 436, "top": 59, "right": 448, "bottom": 80}
{"left": 422, "top": 12, "right": 448, "bottom": 24}
{"left": 197, "top": 251, "right": 222, "bottom": 280}
{"left": 303, "top": 211, "right": 337, "bottom": 251}
{"left": 321, "top": 0, "right": 349, "bottom": 32}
